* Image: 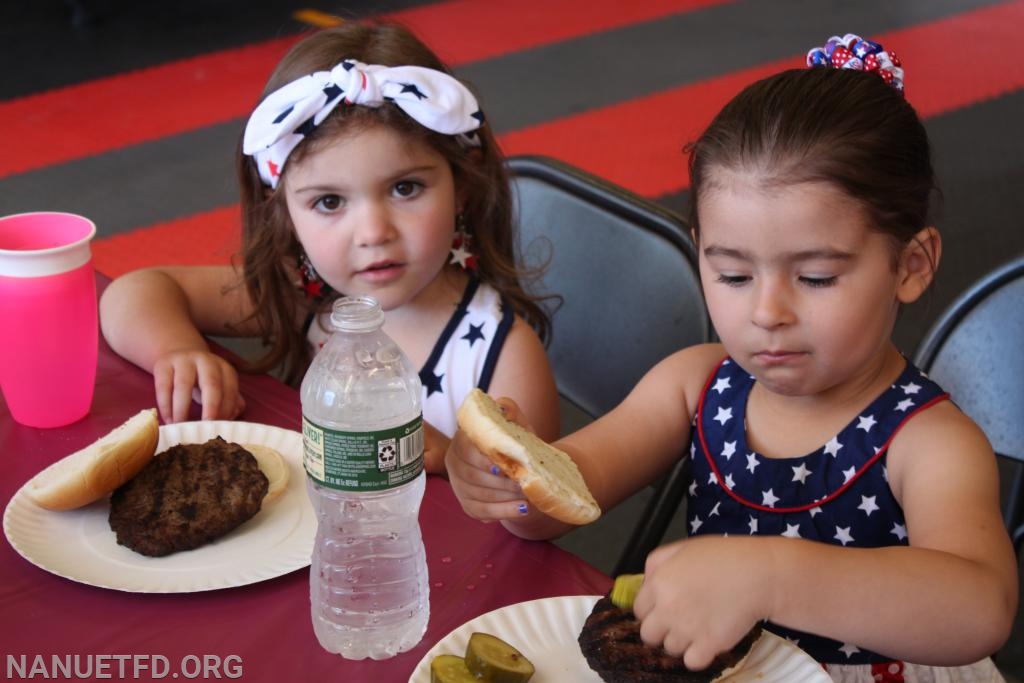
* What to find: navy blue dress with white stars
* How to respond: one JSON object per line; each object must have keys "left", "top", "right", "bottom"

{"left": 687, "top": 356, "right": 949, "bottom": 666}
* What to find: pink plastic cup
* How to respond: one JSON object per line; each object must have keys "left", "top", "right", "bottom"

{"left": 0, "top": 212, "right": 99, "bottom": 428}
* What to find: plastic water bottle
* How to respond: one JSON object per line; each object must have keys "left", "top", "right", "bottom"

{"left": 300, "top": 296, "right": 429, "bottom": 660}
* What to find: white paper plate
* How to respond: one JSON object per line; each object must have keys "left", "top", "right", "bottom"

{"left": 719, "top": 631, "right": 831, "bottom": 683}
{"left": 3, "top": 421, "right": 315, "bottom": 593}
{"left": 410, "top": 595, "right": 603, "bottom": 683}
{"left": 409, "top": 595, "right": 830, "bottom": 683}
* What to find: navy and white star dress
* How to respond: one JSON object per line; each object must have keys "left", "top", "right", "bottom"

{"left": 306, "top": 278, "right": 512, "bottom": 438}
{"left": 687, "top": 357, "right": 1005, "bottom": 682}
{"left": 416, "top": 278, "right": 512, "bottom": 437}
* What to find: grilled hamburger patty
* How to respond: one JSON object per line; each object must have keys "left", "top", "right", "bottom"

{"left": 109, "top": 437, "right": 269, "bottom": 557}
{"left": 578, "top": 596, "right": 762, "bottom": 682}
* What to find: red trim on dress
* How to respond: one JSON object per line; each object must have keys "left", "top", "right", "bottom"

{"left": 694, "top": 357, "right": 950, "bottom": 514}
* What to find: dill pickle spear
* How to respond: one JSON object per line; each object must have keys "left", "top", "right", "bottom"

{"left": 464, "top": 632, "right": 535, "bottom": 683}
{"left": 610, "top": 573, "right": 644, "bottom": 612}
{"left": 430, "top": 654, "right": 477, "bottom": 683}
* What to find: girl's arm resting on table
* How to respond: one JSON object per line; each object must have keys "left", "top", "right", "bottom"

{"left": 99, "top": 266, "right": 259, "bottom": 422}
{"left": 634, "top": 400, "right": 1018, "bottom": 671}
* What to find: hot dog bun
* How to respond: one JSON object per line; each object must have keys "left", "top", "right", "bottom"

{"left": 25, "top": 408, "right": 160, "bottom": 511}
{"left": 456, "top": 389, "right": 601, "bottom": 525}
{"left": 241, "top": 443, "right": 290, "bottom": 504}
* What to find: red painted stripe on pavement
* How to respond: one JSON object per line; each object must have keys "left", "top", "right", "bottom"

{"left": 501, "top": 61, "right": 794, "bottom": 197}
{"left": 883, "top": 3, "right": 1024, "bottom": 118}
{"left": 92, "top": 1, "right": 1024, "bottom": 272}
{"left": 0, "top": 37, "right": 301, "bottom": 180}
{"left": 92, "top": 206, "right": 241, "bottom": 278}
{"left": 0, "top": 0, "right": 731, "bottom": 179}
{"left": 500, "top": 0, "right": 1024, "bottom": 197}
{"left": 386, "top": 0, "right": 731, "bottom": 65}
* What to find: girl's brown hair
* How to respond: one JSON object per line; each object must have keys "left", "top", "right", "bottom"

{"left": 688, "top": 67, "right": 937, "bottom": 261}
{"left": 235, "top": 22, "right": 550, "bottom": 384}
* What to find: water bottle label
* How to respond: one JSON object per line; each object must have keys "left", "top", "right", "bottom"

{"left": 301, "top": 415, "right": 424, "bottom": 491}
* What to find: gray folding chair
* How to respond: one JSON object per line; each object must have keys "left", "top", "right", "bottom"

{"left": 508, "top": 155, "right": 710, "bottom": 574}
{"left": 914, "top": 254, "right": 1024, "bottom": 557}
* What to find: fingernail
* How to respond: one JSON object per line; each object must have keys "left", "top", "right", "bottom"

{"left": 518, "top": 503, "right": 528, "bottom": 515}
{"left": 490, "top": 465, "right": 500, "bottom": 475}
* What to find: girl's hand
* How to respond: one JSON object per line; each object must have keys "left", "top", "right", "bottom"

{"left": 633, "top": 536, "right": 773, "bottom": 671}
{"left": 422, "top": 421, "right": 450, "bottom": 476}
{"left": 152, "top": 349, "right": 245, "bottom": 423}
{"left": 445, "top": 398, "right": 529, "bottom": 522}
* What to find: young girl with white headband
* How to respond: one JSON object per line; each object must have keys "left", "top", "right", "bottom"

{"left": 446, "top": 34, "right": 1018, "bottom": 681}
{"left": 100, "top": 22, "right": 560, "bottom": 473}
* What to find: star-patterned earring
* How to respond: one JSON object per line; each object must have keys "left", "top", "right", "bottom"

{"left": 449, "top": 214, "right": 478, "bottom": 271}
{"left": 298, "top": 251, "right": 326, "bottom": 300}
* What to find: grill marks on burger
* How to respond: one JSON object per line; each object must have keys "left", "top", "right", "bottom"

{"left": 578, "top": 596, "right": 762, "bottom": 683}
{"left": 109, "top": 437, "right": 269, "bottom": 557}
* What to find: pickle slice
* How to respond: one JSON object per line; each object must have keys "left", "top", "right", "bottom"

{"left": 430, "top": 654, "right": 477, "bottom": 683}
{"left": 464, "top": 632, "right": 535, "bottom": 683}
{"left": 610, "top": 573, "right": 644, "bottom": 612}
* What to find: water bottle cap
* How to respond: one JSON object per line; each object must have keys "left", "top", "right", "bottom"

{"left": 329, "top": 295, "right": 385, "bottom": 331}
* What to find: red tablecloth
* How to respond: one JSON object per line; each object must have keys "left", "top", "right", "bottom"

{"left": 0, "top": 278, "right": 611, "bottom": 682}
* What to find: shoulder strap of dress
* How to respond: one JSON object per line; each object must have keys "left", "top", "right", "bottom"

{"left": 477, "top": 295, "right": 514, "bottom": 392}
{"left": 418, "top": 278, "right": 479, "bottom": 383}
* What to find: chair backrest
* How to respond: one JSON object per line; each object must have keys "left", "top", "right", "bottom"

{"left": 508, "top": 155, "right": 711, "bottom": 425}
{"left": 508, "top": 156, "right": 709, "bottom": 575}
{"left": 913, "top": 254, "right": 1024, "bottom": 555}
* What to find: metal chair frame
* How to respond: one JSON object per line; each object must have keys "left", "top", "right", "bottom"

{"left": 507, "top": 155, "right": 709, "bottom": 575}
{"left": 914, "top": 255, "right": 1024, "bottom": 557}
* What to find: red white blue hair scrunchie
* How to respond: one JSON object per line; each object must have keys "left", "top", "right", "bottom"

{"left": 806, "top": 33, "right": 905, "bottom": 95}
{"left": 243, "top": 59, "right": 485, "bottom": 188}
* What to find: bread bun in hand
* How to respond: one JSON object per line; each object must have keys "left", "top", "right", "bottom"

{"left": 25, "top": 408, "right": 160, "bottom": 511}
{"left": 456, "top": 389, "right": 601, "bottom": 525}
{"left": 241, "top": 443, "right": 290, "bottom": 504}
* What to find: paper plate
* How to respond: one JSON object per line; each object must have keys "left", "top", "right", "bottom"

{"left": 4, "top": 421, "right": 315, "bottom": 593}
{"left": 409, "top": 595, "right": 830, "bottom": 682}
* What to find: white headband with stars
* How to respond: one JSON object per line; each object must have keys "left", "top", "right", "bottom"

{"left": 243, "top": 59, "right": 484, "bottom": 188}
